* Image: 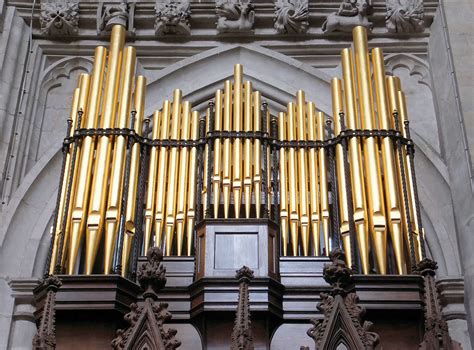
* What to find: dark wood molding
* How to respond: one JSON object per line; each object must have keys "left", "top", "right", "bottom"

{"left": 231, "top": 266, "right": 255, "bottom": 350}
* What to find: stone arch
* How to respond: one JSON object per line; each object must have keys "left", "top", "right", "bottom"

{"left": 0, "top": 44, "right": 461, "bottom": 284}
{"left": 384, "top": 53, "right": 431, "bottom": 88}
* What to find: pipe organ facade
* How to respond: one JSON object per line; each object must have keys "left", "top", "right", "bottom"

{"left": 1, "top": 2, "right": 472, "bottom": 348}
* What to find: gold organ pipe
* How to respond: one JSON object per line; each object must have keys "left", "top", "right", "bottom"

{"left": 307, "top": 103, "right": 321, "bottom": 256}
{"left": 104, "top": 46, "right": 136, "bottom": 274}
{"left": 67, "top": 75, "right": 94, "bottom": 274}
{"left": 372, "top": 48, "right": 405, "bottom": 274}
{"left": 85, "top": 25, "right": 126, "bottom": 275}
{"left": 68, "top": 46, "right": 106, "bottom": 274}
{"left": 331, "top": 78, "right": 353, "bottom": 268}
{"left": 316, "top": 111, "right": 330, "bottom": 256}
{"left": 243, "top": 82, "right": 253, "bottom": 219}
{"left": 266, "top": 107, "right": 271, "bottom": 213}
{"left": 164, "top": 89, "right": 183, "bottom": 255}
{"left": 353, "top": 26, "right": 387, "bottom": 274}
{"left": 222, "top": 80, "right": 233, "bottom": 218}
{"left": 154, "top": 102, "right": 171, "bottom": 250}
{"left": 176, "top": 101, "right": 192, "bottom": 256}
{"left": 386, "top": 76, "right": 414, "bottom": 264}
{"left": 186, "top": 111, "right": 200, "bottom": 255}
{"left": 397, "top": 89, "right": 422, "bottom": 261}
{"left": 341, "top": 48, "right": 370, "bottom": 274}
{"left": 202, "top": 108, "right": 210, "bottom": 216}
{"left": 287, "top": 102, "right": 299, "bottom": 256}
{"left": 213, "top": 90, "right": 223, "bottom": 218}
{"left": 253, "top": 91, "right": 262, "bottom": 218}
{"left": 49, "top": 86, "right": 80, "bottom": 274}
{"left": 233, "top": 65, "right": 243, "bottom": 218}
{"left": 144, "top": 110, "right": 161, "bottom": 253}
{"left": 296, "top": 91, "right": 310, "bottom": 256}
{"left": 278, "top": 112, "right": 289, "bottom": 256}
{"left": 121, "top": 75, "right": 146, "bottom": 277}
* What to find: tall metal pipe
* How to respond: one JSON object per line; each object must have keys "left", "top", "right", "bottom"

{"left": 253, "top": 91, "right": 262, "bottom": 218}
{"left": 287, "top": 102, "right": 299, "bottom": 255}
{"left": 316, "top": 111, "right": 330, "bottom": 256}
{"left": 278, "top": 112, "right": 289, "bottom": 256}
{"left": 186, "top": 111, "right": 200, "bottom": 255}
{"left": 233, "top": 64, "right": 243, "bottom": 218}
{"left": 352, "top": 26, "right": 387, "bottom": 274}
{"left": 243, "top": 81, "right": 253, "bottom": 219}
{"left": 223, "top": 80, "right": 233, "bottom": 218}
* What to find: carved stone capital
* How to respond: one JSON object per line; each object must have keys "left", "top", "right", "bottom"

{"left": 322, "top": 0, "right": 373, "bottom": 33}
{"left": 216, "top": 0, "right": 255, "bottom": 33}
{"left": 274, "top": 0, "right": 309, "bottom": 34}
{"left": 155, "top": 0, "right": 191, "bottom": 35}
{"left": 97, "top": 0, "right": 135, "bottom": 34}
{"left": 40, "top": 0, "right": 79, "bottom": 36}
{"left": 386, "top": 0, "right": 425, "bottom": 33}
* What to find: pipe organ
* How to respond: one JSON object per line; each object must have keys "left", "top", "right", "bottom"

{"left": 47, "top": 25, "right": 426, "bottom": 278}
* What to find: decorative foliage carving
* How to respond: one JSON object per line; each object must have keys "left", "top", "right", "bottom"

{"left": 32, "top": 275, "right": 62, "bottom": 350}
{"left": 155, "top": 0, "right": 191, "bottom": 35}
{"left": 416, "top": 258, "right": 463, "bottom": 350}
{"left": 274, "top": 0, "right": 309, "bottom": 34}
{"left": 97, "top": 0, "right": 135, "bottom": 33}
{"left": 40, "top": 0, "right": 79, "bottom": 36}
{"left": 231, "top": 266, "right": 254, "bottom": 350}
{"left": 216, "top": 0, "right": 255, "bottom": 33}
{"left": 386, "top": 0, "right": 424, "bottom": 33}
{"left": 306, "top": 249, "right": 379, "bottom": 350}
{"left": 112, "top": 248, "right": 181, "bottom": 350}
{"left": 322, "top": 0, "right": 373, "bottom": 33}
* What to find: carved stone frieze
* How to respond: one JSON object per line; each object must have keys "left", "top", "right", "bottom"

{"left": 97, "top": 0, "right": 135, "bottom": 33}
{"left": 216, "top": 0, "right": 255, "bottom": 33}
{"left": 274, "top": 0, "right": 309, "bottom": 34}
{"left": 155, "top": 0, "right": 191, "bottom": 35}
{"left": 111, "top": 248, "right": 181, "bottom": 350}
{"left": 40, "top": 0, "right": 79, "bottom": 36}
{"left": 386, "top": 0, "right": 424, "bottom": 33}
{"left": 306, "top": 249, "right": 379, "bottom": 349}
{"left": 32, "top": 275, "right": 62, "bottom": 350}
{"left": 230, "top": 266, "right": 255, "bottom": 350}
{"left": 322, "top": 0, "right": 373, "bottom": 33}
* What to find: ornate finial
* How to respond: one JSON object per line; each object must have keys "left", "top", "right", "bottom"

{"left": 231, "top": 266, "right": 254, "bottom": 350}
{"left": 323, "top": 248, "right": 353, "bottom": 295}
{"left": 40, "top": 0, "right": 79, "bottom": 36}
{"left": 137, "top": 247, "right": 167, "bottom": 300}
{"left": 32, "top": 275, "right": 62, "bottom": 350}
{"left": 112, "top": 247, "right": 181, "bottom": 350}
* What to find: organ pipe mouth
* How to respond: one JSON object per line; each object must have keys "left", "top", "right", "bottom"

{"left": 48, "top": 25, "right": 424, "bottom": 276}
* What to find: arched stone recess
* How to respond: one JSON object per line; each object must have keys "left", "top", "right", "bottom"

{"left": 22, "top": 57, "right": 92, "bottom": 181}
{"left": 0, "top": 44, "right": 462, "bottom": 288}
{"left": 384, "top": 53, "right": 442, "bottom": 156}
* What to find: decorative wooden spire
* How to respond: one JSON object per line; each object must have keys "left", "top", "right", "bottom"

{"left": 111, "top": 247, "right": 181, "bottom": 350}
{"left": 32, "top": 275, "right": 62, "bottom": 350}
{"left": 416, "top": 258, "right": 462, "bottom": 350}
{"left": 306, "top": 249, "right": 379, "bottom": 350}
{"left": 231, "top": 266, "right": 255, "bottom": 350}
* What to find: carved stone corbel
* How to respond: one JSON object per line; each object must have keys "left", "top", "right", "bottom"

{"left": 97, "top": 0, "right": 135, "bottom": 34}
{"left": 322, "top": 0, "right": 373, "bottom": 33}
{"left": 40, "top": 0, "right": 79, "bottom": 36}
{"left": 216, "top": 0, "right": 255, "bottom": 33}
{"left": 386, "top": 0, "right": 425, "bottom": 33}
{"left": 111, "top": 247, "right": 181, "bottom": 350}
{"left": 32, "top": 275, "right": 62, "bottom": 350}
{"left": 231, "top": 266, "right": 254, "bottom": 350}
{"left": 274, "top": 0, "right": 309, "bottom": 34}
{"left": 416, "top": 258, "right": 463, "bottom": 350}
{"left": 155, "top": 0, "right": 191, "bottom": 35}
{"left": 306, "top": 249, "right": 379, "bottom": 349}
